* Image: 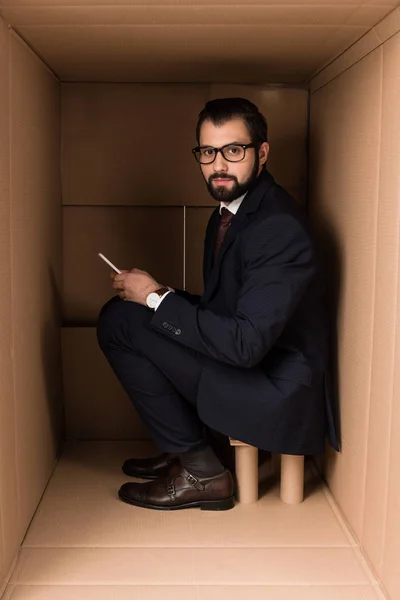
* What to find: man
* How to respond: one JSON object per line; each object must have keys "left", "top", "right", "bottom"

{"left": 97, "top": 97, "right": 339, "bottom": 512}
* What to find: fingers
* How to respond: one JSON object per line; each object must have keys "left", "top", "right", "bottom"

{"left": 130, "top": 267, "right": 146, "bottom": 275}
{"left": 112, "top": 276, "right": 124, "bottom": 296}
{"left": 110, "top": 269, "right": 130, "bottom": 279}
{"left": 113, "top": 273, "right": 126, "bottom": 284}
{"left": 109, "top": 270, "right": 129, "bottom": 300}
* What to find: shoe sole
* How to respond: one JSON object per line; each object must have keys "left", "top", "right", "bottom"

{"left": 118, "top": 491, "right": 235, "bottom": 511}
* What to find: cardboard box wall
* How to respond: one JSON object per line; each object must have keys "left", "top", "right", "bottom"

{"left": 0, "top": 6, "right": 400, "bottom": 600}
{"left": 0, "top": 21, "right": 63, "bottom": 591}
{"left": 310, "top": 20, "right": 400, "bottom": 595}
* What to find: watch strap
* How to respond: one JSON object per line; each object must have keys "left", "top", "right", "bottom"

{"left": 153, "top": 286, "right": 170, "bottom": 298}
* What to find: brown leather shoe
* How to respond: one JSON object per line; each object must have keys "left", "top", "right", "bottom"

{"left": 122, "top": 453, "right": 178, "bottom": 479}
{"left": 118, "top": 463, "right": 235, "bottom": 511}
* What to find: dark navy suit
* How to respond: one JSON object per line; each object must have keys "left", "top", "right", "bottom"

{"left": 98, "top": 170, "right": 339, "bottom": 456}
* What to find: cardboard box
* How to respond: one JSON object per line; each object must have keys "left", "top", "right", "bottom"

{"left": 0, "top": 4, "right": 399, "bottom": 599}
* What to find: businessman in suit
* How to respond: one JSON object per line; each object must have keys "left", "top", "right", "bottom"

{"left": 97, "top": 97, "right": 339, "bottom": 511}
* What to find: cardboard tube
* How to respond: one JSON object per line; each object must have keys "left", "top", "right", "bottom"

{"left": 235, "top": 445, "right": 258, "bottom": 504}
{"left": 280, "top": 454, "right": 304, "bottom": 504}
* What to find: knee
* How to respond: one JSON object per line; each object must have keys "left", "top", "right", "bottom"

{"left": 97, "top": 295, "right": 125, "bottom": 350}
{"left": 97, "top": 296, "right": 148, "bottom": 351}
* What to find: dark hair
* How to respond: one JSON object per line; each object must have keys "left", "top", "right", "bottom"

{"left": 196, "top": 97, "right": 268, "bottom": 148}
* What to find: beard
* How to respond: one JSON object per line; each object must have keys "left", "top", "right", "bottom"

{"left": 205, "top": 155, "right": 260, "bottom": 203}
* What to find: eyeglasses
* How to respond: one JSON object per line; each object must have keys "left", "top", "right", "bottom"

{"left": 192, "top": 143, "right": 255, "bottom": 164}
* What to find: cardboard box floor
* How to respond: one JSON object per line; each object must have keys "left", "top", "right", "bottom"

{"left": 1, "top": 3, "right": 400, "bottom": 600}
{"left": 2, "top": 442, "right": 384, "bottom": 599}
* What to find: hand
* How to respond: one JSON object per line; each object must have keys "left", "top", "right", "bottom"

{"left": 111, "top": 268, "right": 162, "bottom": 305}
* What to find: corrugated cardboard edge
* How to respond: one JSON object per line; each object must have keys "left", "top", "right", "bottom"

{"left": 309, "top": 6, "right": 400, "bottom": 93}
{"left": 310, "top": 461, "right": 388, "bottom": 600}
{"left": 0, "top": 553, "right": 18, "bottom": 599}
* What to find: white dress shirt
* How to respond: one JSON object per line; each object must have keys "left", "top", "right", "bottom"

{"left": 219, "top": 192, "right": 247, "bottom": 215}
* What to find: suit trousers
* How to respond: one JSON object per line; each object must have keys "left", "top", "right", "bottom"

{"left": 96, "top": 295, "right": 207, "bottom": 453}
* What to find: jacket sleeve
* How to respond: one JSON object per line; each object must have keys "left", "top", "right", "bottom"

{"left": 150, "top": 214, "right": 316, "bottom": 368}
{"left": 172, "top": 288, "right": 202, "bottom": 305}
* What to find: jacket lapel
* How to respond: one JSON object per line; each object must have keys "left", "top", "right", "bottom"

{"left": 201, "top": 171, "right": 274, "bottom": 304}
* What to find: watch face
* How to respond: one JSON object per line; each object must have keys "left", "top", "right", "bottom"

{"left": 146, "top": 293, "right": 158, "bottom": 308}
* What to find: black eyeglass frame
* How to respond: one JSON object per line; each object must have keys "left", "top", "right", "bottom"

{"left": 191, "top": 143, "right": 256, "bottom": 164}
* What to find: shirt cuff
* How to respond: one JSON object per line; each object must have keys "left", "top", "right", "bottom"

{"left": 154, "top": 289, "right": 173, "bottom": 311}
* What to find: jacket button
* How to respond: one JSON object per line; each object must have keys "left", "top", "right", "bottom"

{"left": 162, "top": 322, "right": 168, "bottom": 328}
{"left": 175, "top": 329, "right": 181, "bottom": 335}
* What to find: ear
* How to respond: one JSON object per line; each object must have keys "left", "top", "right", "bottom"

{"left": 258, "top": 142, "right": 269, "bottom": 167}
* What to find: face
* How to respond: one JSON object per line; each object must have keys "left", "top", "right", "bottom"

{"left": 198, "top": 118, "right": 269, "bottom": 203}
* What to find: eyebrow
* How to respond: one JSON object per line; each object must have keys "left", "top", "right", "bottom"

{"left": 199, "top": 141, "right": 250, "bottom": 147}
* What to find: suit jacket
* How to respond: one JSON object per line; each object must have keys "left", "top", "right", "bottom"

{"left": 151, "top": 170, "right": 339, "bottom": 455}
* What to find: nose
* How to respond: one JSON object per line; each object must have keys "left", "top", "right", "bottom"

{"left": 213, "top": 150, "right": 228, "bottom": 172}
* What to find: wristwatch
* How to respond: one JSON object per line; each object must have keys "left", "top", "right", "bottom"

{"left": 146, "top": 286, "right": 171, "bottom": 310}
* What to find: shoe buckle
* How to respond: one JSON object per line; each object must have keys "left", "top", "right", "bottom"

{"left": 166, "top": 482, "right": 175, "bottom": 497}
{"left": 186, "top": 473, "right": 205, "bottom": 491}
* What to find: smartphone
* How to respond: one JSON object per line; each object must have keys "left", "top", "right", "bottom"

{"left": 98, "top": 252, "right": 121, "bottom": 274}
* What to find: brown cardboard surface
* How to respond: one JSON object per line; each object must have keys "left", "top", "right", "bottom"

{"left": 1, "top": 441, "right": 384, "bottom": 597}
{"left": 23, "top": 441, "right": 351, "bottom": 549}
{"left": 310, "top": 28, "right": 382, "bottom": 91}
{"left": 0, "top": 0, "right": 396, "bottom": 5}
{"left": 198, "top": 587, "right": 382, "bottom": 600}
{"left": 362, "top": 30, "right": 400, "bottom": 579}
{"left": 0, "top": 2, "right": 396, "bottom": 83}
{"left": 0, "top": 16, "right": 19, "bottom": 588}
{"left": 0, "top": 5, "right": 392, "bottom": 28}
{"left": 0, "top": 3, "right": 399, "bottom": 597}
{"left": 310, "top": 6, "right": 400, "bottom": 91}
{"left": 61, "top": 83, "right": 210, "bottom": 207}
{"left": 13, "top": 442, "right": 370, "bottom": 588}
{"left": 3, "top": 585, "right": 383, "bottom": 600}
{"left": 310, "top": 48, "right": 383, "bottom": 541}
{"left": 3, "top": 587, "right": 198, "bottom": 600}
{"left": 310, "top": 21, "right": 400, "bottom": 600}
{"left": 11, "top": 547, "right": 370, "bottom": 585}
{"left": 377, "top": 29, "right": 400, "bottom": 600}
{"left": 374, "top": 5, "right": 400, "bottom": 42}
{"left": 9, "top": 32, "right": 63, "bottom": 535}
{"left": 61, "top": 84, "right": 307, "bottom": 208}
{"left": 8, "top": 23, "right": 371, "bottom": 84}
{"left": 62, "top": 206, "right": 184, "bottom": 324}
{"left": 383, "top": 254, "right": 400, "bottom": 600}
{"left": 62, "top": 329, "right": 150, "bottom": 440}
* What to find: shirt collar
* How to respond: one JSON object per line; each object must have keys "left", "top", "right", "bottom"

{"left": 219, "top": 192, "right": 247, "bottom": 215}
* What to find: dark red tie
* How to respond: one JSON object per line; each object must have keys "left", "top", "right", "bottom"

{"left": 214, "top": 207, "right": 234, "bottom": 260}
